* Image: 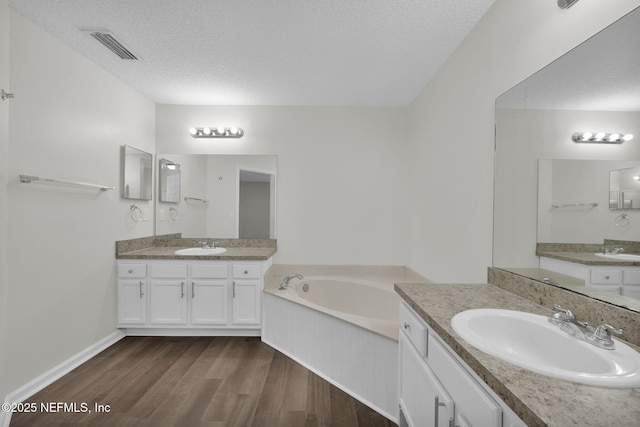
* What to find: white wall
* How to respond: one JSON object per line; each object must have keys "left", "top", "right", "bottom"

{"left": 3, "top": 10, "right": 155, "bottom": 398}
{"left": 0, "top": 0, "right": 10, "bottom": 402}
{"left": 156, "top": 105, "right": 411, "bottom": 266}
{"left": 407, "top": 0, "right": 640, "bottom": 282}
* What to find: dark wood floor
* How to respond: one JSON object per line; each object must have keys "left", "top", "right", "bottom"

{"left": 10, "top": 336, "right": 396, "bottom": 427}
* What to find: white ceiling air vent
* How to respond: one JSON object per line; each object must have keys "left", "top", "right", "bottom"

{"left": 85, "top": 30, "right": 138, "bottom": 60}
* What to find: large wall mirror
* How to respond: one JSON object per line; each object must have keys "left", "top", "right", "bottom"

{"left": 155, "top": 154, "right": 277, "bottom": 239}
{"left": 494, "top": 7, "right": 640, "bottom": 310}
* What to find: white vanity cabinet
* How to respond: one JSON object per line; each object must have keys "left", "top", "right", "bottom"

{"left": 540, "top": 257, "right": 640, "bottom": 298}
{"left": 117, "top": 259, "right": 271, "bottom": 335}
{"left": 398, "top": 301, "right": 525, "bottom": 427}
{"left": 117, "top": 263, "right": 147, "bottom": 324}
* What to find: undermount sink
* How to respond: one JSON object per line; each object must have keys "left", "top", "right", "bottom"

{"left": 451, "top": 309, "right": 640, "bottom": 388}
{"left": 174, "top": 247, "right": 227, "bottom": 256}
{"left": 594, "top": 253, "right": 640, "bottom": 261}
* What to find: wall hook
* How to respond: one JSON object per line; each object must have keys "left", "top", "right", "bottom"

{"left": 1, "top": 89, "right": 15, "bottom": 101}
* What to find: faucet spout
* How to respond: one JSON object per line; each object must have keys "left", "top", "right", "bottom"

{"left": 279, "top": 274, "right": 303, "bottom": 290}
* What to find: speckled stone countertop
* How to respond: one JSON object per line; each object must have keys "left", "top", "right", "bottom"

{"left": 537, "top": 251, "right": 640, "bottom": 266}
{"left": 115, "top": 236, "right": 276, "bottom": 260}
{"left": 395, "top": 282, "right": 640, "bottom": 427}
{"left": 536, "top": 241, "right": 640, "bottom": 266}
{"left": 116, "top": 246, "right": 276, "bottom": 261}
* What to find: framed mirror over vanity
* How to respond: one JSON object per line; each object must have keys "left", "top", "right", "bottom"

{"left": 493, "top": 7, "right": 640, "bottom": 310}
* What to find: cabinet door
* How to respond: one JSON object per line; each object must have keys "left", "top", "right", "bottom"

{"left": 190, "top": 280, "right": 228, "bottom": 324}
{"left": 118, "top": 279, "right": 146, "bottom": 324}
{"left": 399, "top": 332, "right": 454, "bottom": 427}
{"left": 149, "top": 280, "right": 188, "bottom": 324}
{"left": 623, "top": 285, "right": 640, "bottom": 300}
{"left": 232, "top": 280, "right": 261, "bottom": 325}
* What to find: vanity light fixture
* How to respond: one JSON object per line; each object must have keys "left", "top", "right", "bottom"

{"left": 557, "top": 0, "right": 580, "bottom": 9}
{"left": 572, "top": 132, "right": 633, "bottom": 144}
{"left": 189, "top": 127, "right": 244, "bottom": 138}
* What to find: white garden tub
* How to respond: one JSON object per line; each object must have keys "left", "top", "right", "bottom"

{"left": 262, "top": 266, "right": 425, "bottom": 423}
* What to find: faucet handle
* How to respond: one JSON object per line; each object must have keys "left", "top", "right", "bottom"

{"left": 199, "top": 241, "right": 209, "bottom": 248}
{"left": 211, "top": 241, "right": 219, "bottom": 248}
{"left": 593, "top": 323, "right": 623, "bottom": 341}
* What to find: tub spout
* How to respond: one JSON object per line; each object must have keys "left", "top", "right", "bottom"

{"left": 279, "top": 274, "right": 303, "bottom": 290}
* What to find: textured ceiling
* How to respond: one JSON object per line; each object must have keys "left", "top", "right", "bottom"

{"left": 9, "top": 0, "right": 496, "bottom": 106}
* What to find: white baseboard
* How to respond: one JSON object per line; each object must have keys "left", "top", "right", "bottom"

{"left": 1, "top": 330, "right": 125, "bottom": 427}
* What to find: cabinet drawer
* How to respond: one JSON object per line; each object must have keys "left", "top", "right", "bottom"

{"left": 232, "top": 264, "right": 261, "bottom": 279}
{"left": 399, "top": 302, "right": 428, "bottom": 357}
{"left": 590, "top": 270, "right": 622, "bottom": 285}
{"left": 428, "top": 334, "right": 502, "bottom": 427}
{"left": 150, "top": 264, "right": 188, "bottom": 278}
{"left": 623, "top": 270, "right": 640, "bottom": 285}
{"left": 192, "top": 264, "right": 228, "bottom": 279}
{"left": 118, "top": 263, "right": 146, "bottom": 278}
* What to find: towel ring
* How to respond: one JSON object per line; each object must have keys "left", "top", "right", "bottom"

{"left": 169, "top": 207, "right": 178, "bottom": 221}
{"left": 129, "top": 205, "right": 143, "bottom": 222}
{"left": 615, "top": 213, "right": 630, "bottom": 228}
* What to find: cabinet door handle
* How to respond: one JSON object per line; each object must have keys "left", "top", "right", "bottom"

{"left": 403, "top": 322, "right": 411, "bottom": 331}
{"left": 139, "top": 281, "right": 144, "bottom": 298}
{"left": 434, "top": 395, "right": 446, "bottom": 427}
{"left": 181, "top": 281, "right": 185, "bottom": 298}
{"left": 232, "top": 281, "right": 236, "bottom": 298}
{"left": 192, "top": 281, "right": 195, "bottom": 298}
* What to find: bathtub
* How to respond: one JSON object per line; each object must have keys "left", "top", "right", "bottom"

{"left": 275, "top": 276, "right": 399, "bottom": 340}
{"left": 262, "top": 266, "right": 424, "bottom": 423}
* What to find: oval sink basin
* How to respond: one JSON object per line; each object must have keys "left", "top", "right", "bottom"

{"left": 451, "top": 309, "right": 640, "bottom": 388}
{"left": 594, "top": 253, "right": 640, "bottom": 261}
{"left": 174, "top": 247, "right": 227, "bottom": 256}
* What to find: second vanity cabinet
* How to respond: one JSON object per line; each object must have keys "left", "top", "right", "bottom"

{"left": 398, "top": 301, "right": 525, "bottom": 427}
{"left": 540, "top": 257, "right": 640, "bottom": 299}
{"left": 117, "top": 259, "right": 271, "bottom": 335}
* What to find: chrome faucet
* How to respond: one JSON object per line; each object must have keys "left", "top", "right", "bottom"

{"left": 600, "top": 247, "right": 625, "bottom": 255}
{"left": 279, "top": 274, "right": 303, "bottom": 290}
{"left": 199, "top": 240, "right": 219, "bottom": 249}
{"left": 548, "top": 304, "right": 623, "bottom": 350}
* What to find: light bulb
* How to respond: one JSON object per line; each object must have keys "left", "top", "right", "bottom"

{"left": 229, "top": 127, "right": 239, "bottom": 135}
{"left": 595, "top": 132, "right": 606, "bottom": 140}
{"left": 216, "top": 127, "right": 226, "bottom": 136}
{"left": 608, "top": 133, "right": 620, "bottom": 141}
{"left": 623, "top": 134, "right": 634, "bottom": 141}
{"left": 202, "top": 127, "right": 212, "bottom": 136}
{"left": 582, "top": 132, "right": 592, "bottom": 140}
{"left": 189, "top": 127, "right": 198, "bottom": 136}
{"left": 634, "top": 175, "right": 640, "bottom": 181}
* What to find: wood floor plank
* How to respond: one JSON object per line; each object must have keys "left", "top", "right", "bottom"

{"left": 9, "top": 337, "right": 396, "bottom": 427}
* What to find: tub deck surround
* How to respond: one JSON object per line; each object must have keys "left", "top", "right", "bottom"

{"left": 395, "top": 281, "right": 640, "bottom": 427}
{"left": 116, "top": 235, "right": 276, "bottom": 260}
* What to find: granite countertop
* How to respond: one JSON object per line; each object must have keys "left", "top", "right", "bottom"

{"left": 395, "top": 282, "right": 640, "bottom": 427}
{"left": 537, "top": 251, "right": 640, "bottom": 266}
{"left": 116, "top": 246, "right": 276, "bottom": 261}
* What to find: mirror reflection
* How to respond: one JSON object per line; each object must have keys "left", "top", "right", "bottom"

{"left": 494, "top": 7, "right": 640, "bottom": 311}
{"left": 610, "top": 166, "right": 640, "bottom": 210}
{"left": 121, "top": 145, "right": 152, "bottom": 200}
{"left": 155, "top": 154, "right": 276, "bottom": 239}
{"left": 159, "top": 158, "right": 181, "bottom": 203}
